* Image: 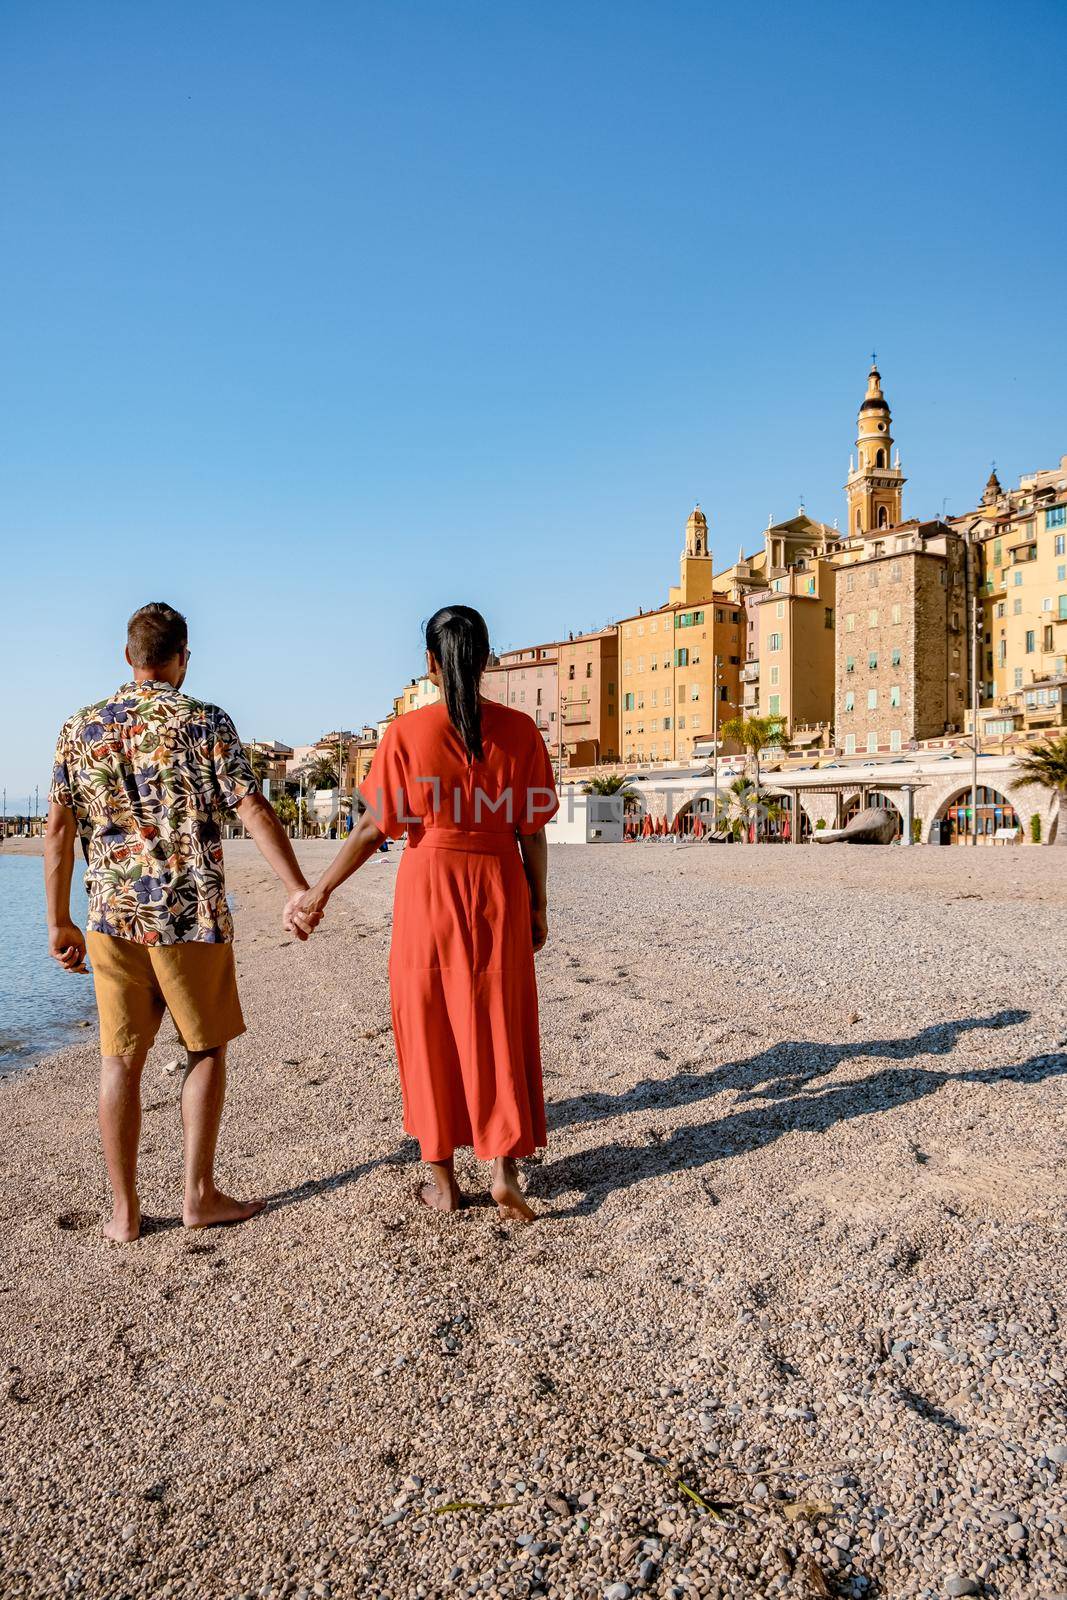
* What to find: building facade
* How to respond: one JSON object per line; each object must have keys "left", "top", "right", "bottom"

{"left": 481, "top": 643, "right": 559, "bottom": 752}
{"left": 555, "top": 627, "right": 619, "bottom": 766}
{"left": 617, "top": 508, "right": 744, "bottom": 765}
{"left": 833, "top": 519, "right": 969, "bottom": 754}
{"left": 952, "top": 456, "right": 1067, "bottom": 743}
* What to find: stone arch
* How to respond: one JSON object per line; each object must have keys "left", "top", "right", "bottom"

{"left": 931, "top": 783, "right": 1020, "bottom": 845}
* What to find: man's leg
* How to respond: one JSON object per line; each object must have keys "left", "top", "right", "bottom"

{"left": 180, "top": 1044, "right": 265, "bottom": 1228}
{"left": 99, "top": 1048, "right": 149, "bottom": 1242}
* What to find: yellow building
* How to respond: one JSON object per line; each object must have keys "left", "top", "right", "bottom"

{"left": 618, "top": 508, "right": 743, "bottom": 764}
{"left": 748, "top": 554, "right": 838, "bottom": 741}
{"left": 953, "top": 455, "right": 1067, "bottom": 739}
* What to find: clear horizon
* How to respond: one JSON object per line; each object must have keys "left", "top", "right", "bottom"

{"left": 3, "top": 0, "right": 1066, "bottom": 794}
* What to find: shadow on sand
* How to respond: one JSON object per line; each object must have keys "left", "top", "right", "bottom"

{"left": 532, "top": 1008, "right": 1065, "bottom": 1217}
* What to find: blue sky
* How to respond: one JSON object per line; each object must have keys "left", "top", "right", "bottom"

{"left": 2, "top": 0, "right": 1065, "bottom": 798}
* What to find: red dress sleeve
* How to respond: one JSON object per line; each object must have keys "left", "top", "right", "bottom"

{"left": 518, "top": 727, "right": 560, "bottom": 834}
{"left": 359, "top": 725, "right": 410, "bottom": 839}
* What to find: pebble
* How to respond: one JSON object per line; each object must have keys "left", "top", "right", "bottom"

{"left": 604, "top": 1586, "right": 631, "bottom": 1600}
{"left": 944, "top": 1581, "right": 981, "bottom": 1598}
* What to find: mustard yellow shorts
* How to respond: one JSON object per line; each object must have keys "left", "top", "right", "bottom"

{"left": 86, "top": 932, "right": 246, "bottom": 1057}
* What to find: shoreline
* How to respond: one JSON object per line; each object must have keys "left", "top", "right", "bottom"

{"left": 2, "top": 842, "right": 1066, "bottom": 1597}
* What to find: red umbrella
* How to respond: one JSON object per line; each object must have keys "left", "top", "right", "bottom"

{"left": 641, "top": 813, "right": 654, "bottom": 838}
{"left": 693, "top": 815, "right": 704, "bottom": 839}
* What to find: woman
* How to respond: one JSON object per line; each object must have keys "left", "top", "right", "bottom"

{"left": 290, "top": 606, "right": 558, "bottom": 1220}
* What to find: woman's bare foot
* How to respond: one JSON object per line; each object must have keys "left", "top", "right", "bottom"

{"left": 416, "top": 1160, "right": 464, "bottom": 1213}
{"left": 491, "top": 1158, "right": 536, "bottom": 1222}
{"left": 102, "top": 1202, "right": 141, "bottom": 1243}
{"left": 183, "top": 1189, "right": 266, "bottom": 1229}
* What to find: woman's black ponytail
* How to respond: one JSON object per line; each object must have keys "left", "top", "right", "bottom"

{"left": 425, "top": 605, "right": 491, "bottom": 762}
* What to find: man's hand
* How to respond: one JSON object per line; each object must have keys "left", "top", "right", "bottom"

{"left": 283, "top": 888, "right": 325, "bottom": 941}
{"left": 531, "top": 906, "right": 548, "bottom": 953}
{"left": 49, "top": 922, "right": 87, "bottom": 973}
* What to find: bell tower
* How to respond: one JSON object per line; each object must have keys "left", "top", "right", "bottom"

{"left": 845, "top": 358, "right": 905, "bottom": 538}
{"left": 672, "top": 504, "right": 714, "bottom": 605}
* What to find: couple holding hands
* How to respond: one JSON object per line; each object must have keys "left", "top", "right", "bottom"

{"left": 46, "top": 602, "right": 557, "bottom": 1242}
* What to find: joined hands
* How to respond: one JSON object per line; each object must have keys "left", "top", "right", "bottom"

{"left": 283, "top": 887, "right": 328, "bottom": 941}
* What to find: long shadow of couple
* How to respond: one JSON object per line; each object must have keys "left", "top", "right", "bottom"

{"left": 264, "top": 1008, "right": 1064, "bottom": 1219}
{"left": 526, "top": 1006, "right": 1065, "bottom": 1216}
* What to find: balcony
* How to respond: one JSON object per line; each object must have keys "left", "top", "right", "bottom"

{"left": 740, "top": 661, "right": 760, "bottom": 683}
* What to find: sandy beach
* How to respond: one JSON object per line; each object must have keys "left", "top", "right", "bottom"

{"left": 2, "top": 839, "right": 1066, "bottom": 1600}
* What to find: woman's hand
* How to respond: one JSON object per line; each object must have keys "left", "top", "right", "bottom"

{"left": 531, "top": 905, "right": 548, "bottom": 952}
{"left": 284, "top": 886, "right": 328, "bottom": 941}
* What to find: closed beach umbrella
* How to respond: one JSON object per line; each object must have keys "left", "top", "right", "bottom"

{"left": 641, "top": 813, "right": 653, "bottom": 838}
{"left": 693, "top": 814, "right": 704, "bottom": 839}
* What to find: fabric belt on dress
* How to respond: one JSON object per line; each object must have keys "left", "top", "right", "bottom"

{"left": 409, "top": 830, "right": 519, "bottom": 857}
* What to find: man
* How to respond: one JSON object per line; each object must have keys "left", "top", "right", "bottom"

{"left": 45, "top": 601, "right": 316, "bottom": 1242}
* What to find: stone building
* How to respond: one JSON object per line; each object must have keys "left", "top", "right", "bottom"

{"left": 617, "top": 507, "right": 744, "bottom": 765}
{"left": 834, "top": 519, "right": 969, "bottom": 754}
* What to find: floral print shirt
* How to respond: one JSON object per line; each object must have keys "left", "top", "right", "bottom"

{"left": 49, "top": 680, "right": 258, "bottom": 944}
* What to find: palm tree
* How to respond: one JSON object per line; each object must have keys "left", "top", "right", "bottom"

{"left": 1015, "top": 735, "right": 1067, "bottom": 846}
{"left": 307, "top": 755, "right": 339, "bottom": 790}
{"left": 720, "top": 714, "right": 785, "bottom": 838}
{"left": 583, "top": 774, "right": 638, "bottom": 802}
{"left": 247, "top": 747, "right": 270, "bottom": 786}
{"left": 715, "top": 777, "right": 759, "bottom": 842}
{"left": 272, "top": 791, "right": 297, "bottom": 828}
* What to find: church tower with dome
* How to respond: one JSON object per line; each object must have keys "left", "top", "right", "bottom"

{"left": 844, "top": 359, "right": 906, "bottom": 537}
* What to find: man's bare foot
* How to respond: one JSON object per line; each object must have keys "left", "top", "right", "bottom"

{"left": 183, "top": 1190, "right": 266, "bottom": 1229}
{"left": 102, "top": 1204, "right": 141, "bottom": 1243}
{"left": 491, "top": 1158, "right": 536, "bottom": 1223}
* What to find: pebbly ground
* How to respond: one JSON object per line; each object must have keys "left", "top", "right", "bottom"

{"left": 1, "top": 840, "right": 1066, "bottom": 1600}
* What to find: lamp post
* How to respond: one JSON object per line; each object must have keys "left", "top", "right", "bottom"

{"left": 970, "top": 591, "right": 980, "bottom": 848}
{"left": 711, "top": 653, "right": 721, "bottom": 824}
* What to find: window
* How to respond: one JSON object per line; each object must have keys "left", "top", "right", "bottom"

{"left": 1044, "top": 626, "right": 1055, "bottom": 652}
{"left": 844, "top": 733, "right": 857, "bottom": 754}
{"left": 845, "top": 572, "right": 855, "bottom": 593}
{"left": 1056, "top": 533, "right": 1067, "bottom": 554}
{"left": 1060, "top": 595, "right": 1067, "bottom": 620}
{"left": 845, "top": 655, "right": 855, "bottom": 674}
{"left": 825, "top": 608, "right": 834, "bottom": 629}
{"left": 624, "top": 659, "right": 632, "bottom": 676}
{"left": 677, "top": 715, "right": 686, "bottom": 730}
{"left": 674, "top": 648, "right": 689, "bottom": 667}
{"left": 769, "top": 665, "right": 780, "bottom": 686}
{"left": 867, "top": 731, "right": 879, "bottom": 753}
{"left": 996, "top": 602, "right": 1005, "bottom": 619}
{"left": 776, "top": 601, "right": 785, "bottom": 619}
{"left": 876, "top": 448, "right": 885, "bottom": 468}
{"left": 869, "top": 652, "right": 878, "bottom": 670}
{"left": 1059, "top": 566, "right": 1067, "bottom": 583}
{"left": 890, "top": 729, "right": 902, "bottom": 752}
{"left": 844, "top": 691, "right": 855, "bottom": 712}
{"left": 891, "top": 604, "right": 901, "bottom": 624}
{"left": 1026, "top": 630, "right": 1036, "bottom": 654}
{"left": 690, "top": 685, "right": 700, "bottom": 702}
{"left": 768, "top": 632, "right": 782, "bottom": 650}
{"left": 768, "top": 694, "right": 781, "bottom": 715}
{"left": 638, "top": 656, "right": 645, "bottom": 671}
{"left": 1015, "top": 570, "right": 1023, "bottom": 586}
{"left": 869, "top": 609, "right": 879, "bottom": 628}
{"left": 663, "top": 716, "right": 671, "bottom": 730}
{"left": 691, "top": 715, "right": 701, "bottom": 730}
{"left": 1014, "top": 667, "right": 1024, "bottom": 688}
{"left": 890, "top": 684, "right": 901, "bottom": 707}
{"left": 1047, "top": 507, "right": 1067, "bottom": 530}
{"left": 869, "top": 568, "right": 879, "bottom": 588}
{"left": 649, "top": 619, "right": 658, "bottom": 634}
{"left": 846, "top": 613, "right": 855, "bottom": 632}
{"left": 890, "top": 562, "right": 902, "bottom": 581}
{"left": 719, "top": 685, "right": 729, "bottom": 701}
{"left": 867, "top": 688, "right": 878, "bottom": 709}
{"left": 1013, "top": 599, "right": 1023, "bottom": 615}
{"left": 586, "top": 662, "right": 593, "bottom": 677}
